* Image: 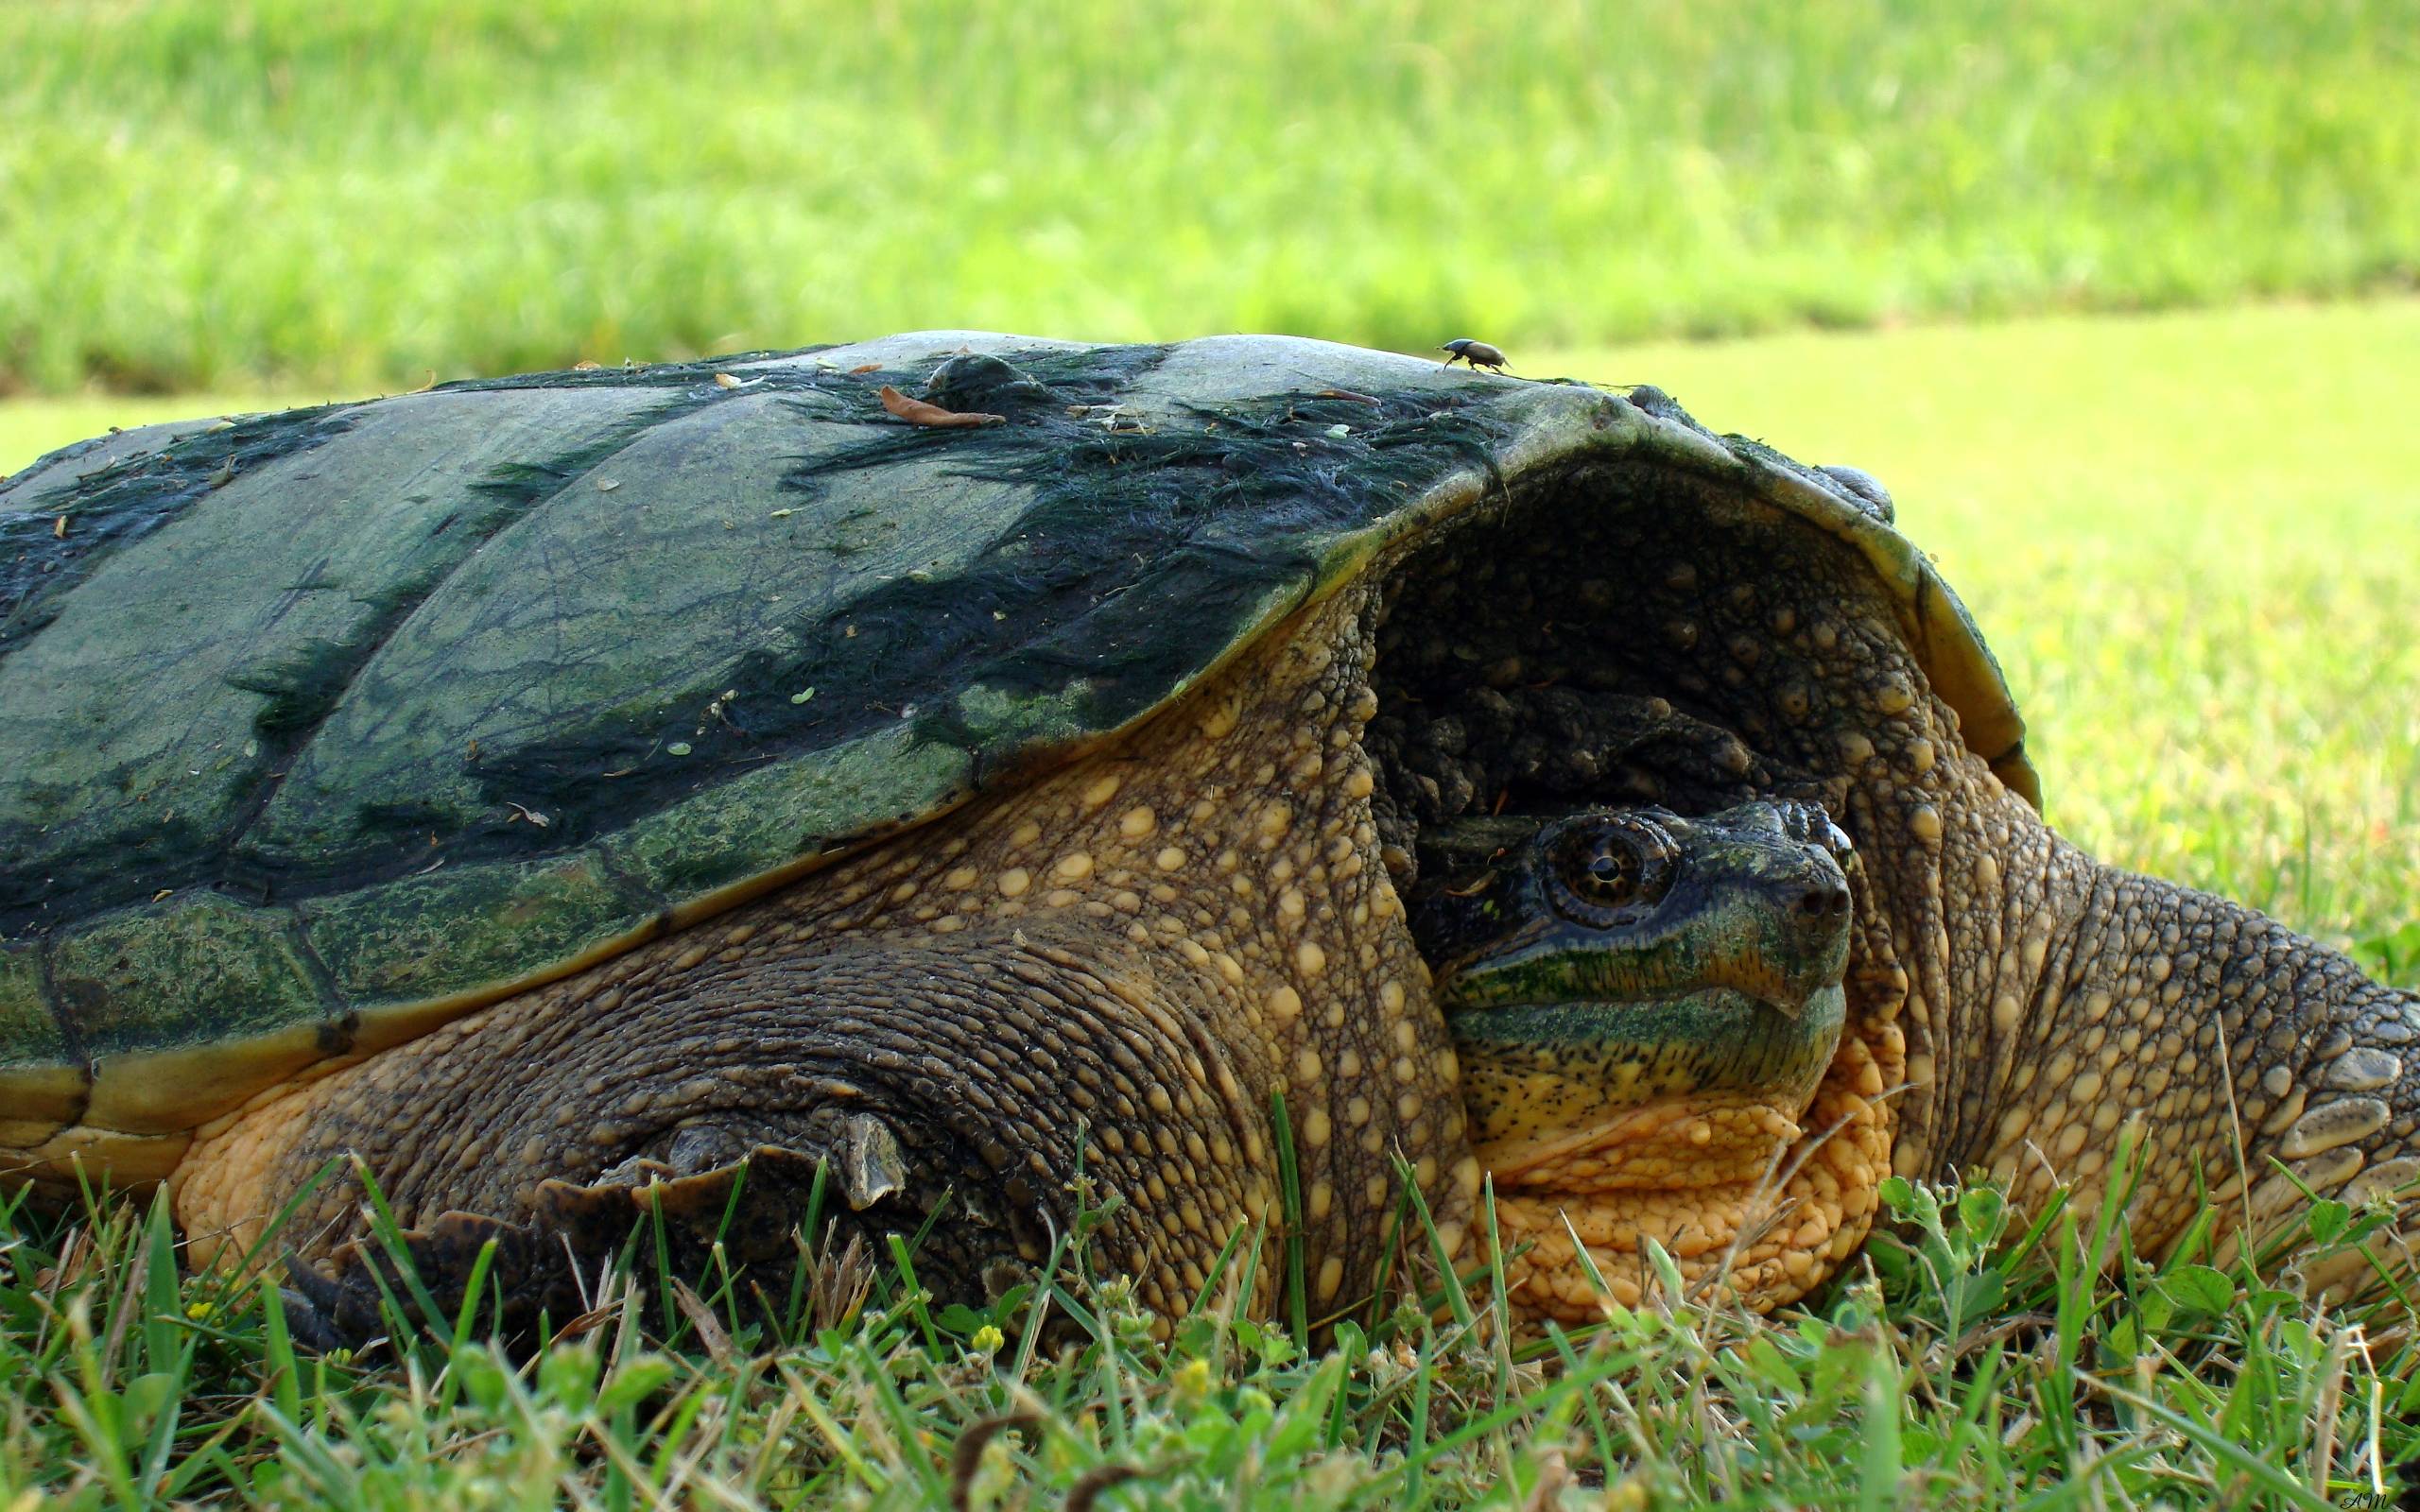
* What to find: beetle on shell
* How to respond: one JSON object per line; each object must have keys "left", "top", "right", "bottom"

{"left": 1439, "top": 338, "right": 1510, "bottom": 374}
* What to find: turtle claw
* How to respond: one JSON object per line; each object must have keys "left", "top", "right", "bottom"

{"left": 279, "top": 1267, "right": 361, "bottom": 1355}
{"left": 278, "top": 1248, "right": 390, "bottom": 1352}
{"left": 278, "top": 1286, "right": 349, "bottom": 1354}
{"left": 644, "top": 1143, "right": 835, "bottom": 1261}
{"left": 666, "top": 1124, "right": 750, "bottom": 1176}
{"left": 281, "top": 1242, "right": 404, "bottom": 1351}
{"left": 277, "top": 1209, "right": 580, "bottom": 1352}
{"left": 592, "top": 1152, "right": 678, "bottom": 1186}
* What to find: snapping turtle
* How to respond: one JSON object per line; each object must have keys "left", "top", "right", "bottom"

{"left": 2, "top": 332, "right": 2412, "bottom": 1334}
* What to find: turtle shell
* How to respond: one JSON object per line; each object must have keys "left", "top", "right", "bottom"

{"left": 0, "top": 332, "right": 2033, "bottom": 1182}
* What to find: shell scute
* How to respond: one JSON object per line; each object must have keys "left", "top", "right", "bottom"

{"left": 0, "top": 386, "right": 674, "bottom": 933}
{"left": 51, "top": 890, "right": 332, "bottom": 1133}
{"left": 604, "top": 723, "right": 967, "bottom": 917}
{"left": 0, "top": 943, "right": 78, "bottom": 1145}
{"left": 300, "top": 848, "right": 655, "bottom": 1015}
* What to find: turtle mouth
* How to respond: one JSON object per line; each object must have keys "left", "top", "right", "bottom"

{"left": 1438, "top": 982, "right": 1838, "bottom": 1025}
{"left": 1441, "top": 983, "right": 1851, "bottom": 1133}
{"left": 1445, "top": 978, "right": 1853, "bottom": 1172}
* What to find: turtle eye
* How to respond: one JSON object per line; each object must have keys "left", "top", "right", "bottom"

{"left": 1546, "top": 816, "right": 1678, "bottom": 927}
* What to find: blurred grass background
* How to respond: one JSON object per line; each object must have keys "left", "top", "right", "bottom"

{"left": 1, "top": 0, "right": 2413, "bottom": 396}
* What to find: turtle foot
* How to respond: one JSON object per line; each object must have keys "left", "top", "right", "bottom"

{"left": 278, "top": 1143, "right": 849, "bottom": 1352}
{"left": 281, "top": 1209, "right": 574, "bottom": 1353}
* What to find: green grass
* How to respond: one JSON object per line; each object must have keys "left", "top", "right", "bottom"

{"left": 2, "top": 0, "right": 2415, "bottom": 395}
{"left": 4, "top": 1136, "right": 2414, "bottom": 1506}
{"left": 4, "top": 301, "right": 2417, "bottom": 1504}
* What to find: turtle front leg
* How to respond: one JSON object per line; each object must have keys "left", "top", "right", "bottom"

{"left": 182, "top": 919, "right": 1312, "bottom": 1349}
{"left": 1948, "top": 826, "right": 2418, "bottom": 1294}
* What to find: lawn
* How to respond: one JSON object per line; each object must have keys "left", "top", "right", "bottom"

{"left": 4, "top": 301, "right": 2415, "bottom": 1506}
{"left": 2, "top": 0, "right": 2414, "bottom": 395}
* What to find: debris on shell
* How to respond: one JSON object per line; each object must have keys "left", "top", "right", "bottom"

{"left": 878, "top": 386, "right": 1005, "bottom": 428}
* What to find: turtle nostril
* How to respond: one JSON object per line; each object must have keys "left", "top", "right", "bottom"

{"left": 1794, "top": 880, "right": 1851, "bottom": 925}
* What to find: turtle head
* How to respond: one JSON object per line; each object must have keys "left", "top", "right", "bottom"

{"left": 1412, "top": 801, "right": 1853, "bottom": 1194}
